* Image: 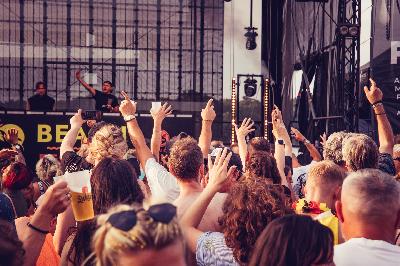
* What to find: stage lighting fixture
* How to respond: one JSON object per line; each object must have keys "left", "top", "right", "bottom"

{"left": 244, "top": 27, "right": 258, "bottom": 50}
{"left": 244, "top": 77, "right": 257, "bottom": 97}
{"left": 337, "top": 23, "right": 359, "bottom": 38}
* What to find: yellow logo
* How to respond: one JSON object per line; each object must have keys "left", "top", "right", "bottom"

{"left": 0, "top": 124, "right": 25, "bottom": 145}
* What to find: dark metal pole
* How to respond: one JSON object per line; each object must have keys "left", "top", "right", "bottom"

{"left": 66, "top": 0, "right": 72, "bottom": 109}
{"left": 192, "top": 0, "right": 198, "bottom": 99}
{"left": 133, "top": 0, "right": 139, "bottom": 99}
{"left": 156, "top": 0, "right": 161, "bottom": 100}
{"left": 43, "top": 0, "right": 48, "bottom": 87}
{"left": 19, "top": 0, "right": 24, "bottom": 108}
{"left": 88, "top": 0, "right": 94, "bottom": 84}
{"left": 111, "top": 0, "right": 117, "bottom": 87}
{"left": 178, "top": 0, "right": 183, "bottom": 101}
{"left": 199, "top": 0, "right": 205, "bottom": 100}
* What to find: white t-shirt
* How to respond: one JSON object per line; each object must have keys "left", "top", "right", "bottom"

{"left": 292, "top": 160, "right": 317, "bottom": 198}
{"left": 334, "top": 238, "right": 400, "bottom": 266}
{"left": 145, "top": 158, "right": 180, "bottom": 202}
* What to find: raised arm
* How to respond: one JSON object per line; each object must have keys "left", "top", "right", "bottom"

{"left": 150, "top": 103, "right": 172, "bottom": 162}
{"left": 234, "top": 118, "right": 255, "bottom": 171}
{"left": 180, "top": 148, "right": 232, "bottom": 252}
{"left": 291, "top": 127, "right": 322, "bottom": 161}
{"left": 364, "top": 79, "right": 394, "bottom": 156}
{"left": 119, "top": 92, "right": 153, "bottom": 169}
{"left": 75, "top": 70, "right": 96, "bottom": 96}
{"left": 198, "top": 99, "right": 216, "bottom": 158}
{"left": 272, "top": 107, "right": 289, "bottom": 187}
{"left": 20, "top": 181, "right": 70, "bottom": 266}
{"left": 60, "top": 110, "right": 84, "bottom": 158}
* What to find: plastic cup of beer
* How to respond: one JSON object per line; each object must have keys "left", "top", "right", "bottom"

{"left": 64, "top": 170, "right": 94, "bottom": 221}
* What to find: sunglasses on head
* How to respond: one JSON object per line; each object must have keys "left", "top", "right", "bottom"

{"left": 107, "top": 203, "right": 177, "bottom": 231}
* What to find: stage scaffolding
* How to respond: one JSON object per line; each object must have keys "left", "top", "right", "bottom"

{"left": 0, "top": 0, "right": 224, "bottom": 111}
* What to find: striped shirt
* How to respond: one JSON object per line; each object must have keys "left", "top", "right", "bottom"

{"left": 196, "top": 232, "right": 239, "bottom": 266}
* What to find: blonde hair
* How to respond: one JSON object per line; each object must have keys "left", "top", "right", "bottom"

{"left": 88, "top": 124, "right": 128, "bottom": 164}
{"left": 306, "top": 160, "right": 346, "bottom": 194}
{"left": 93, "top": 204, "right": 183, "bottom": 266}
{"left": 35, "top": 154, "right": 62, "bottom": 181}
{"left": 342, "top": 134, "right": 378, "bottom": 171}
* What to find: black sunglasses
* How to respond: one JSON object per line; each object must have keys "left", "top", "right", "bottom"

{"left": 394, "top": 157, "right": 400, "bottom": 162}
{"left": 107, "top": 203, "right": 177, "bottom": 231}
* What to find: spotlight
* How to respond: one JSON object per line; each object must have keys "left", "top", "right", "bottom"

{"left": 337, "top": 23, "right": 360, "bottom": 38}
{"left": 244, "top": 27, "right": 258, "bottom": 50}
{"left": 244, "top": 77, "right": 257, "bottom": 97}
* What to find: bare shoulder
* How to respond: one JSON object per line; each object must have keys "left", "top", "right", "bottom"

{"left": 210, "top": 192, "right": 228, "bottom": 207}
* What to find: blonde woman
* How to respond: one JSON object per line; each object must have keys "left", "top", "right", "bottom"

{"left": 59, "top": 109, "right": 127, "bottom": 173}
{"left": 90, "top": 203, "right": 185, "bottom": 266}
{"left": 55, "top": 110, "right": 128, "bottom": 256}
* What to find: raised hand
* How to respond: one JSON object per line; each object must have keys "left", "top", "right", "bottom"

{"left": 320, "top": 132, "right": 327, "bottom": 147}
{"left": 234, "top": 118, "right": 255, "bottom": 139}
{"left": 291, "top": 127, "right": 306, "bottom": 142}
{"left": 207, "top": 148, "right": 233, "bottom": 191}
{"left": 151, "top": 102, "right": 173, "bottom": 123}
{"left": 75, "top": 69, "right": 81, "bottom": 80}
{"left": 364, "top": 78, "right": 383, "bottom": 104}
{"left": 37, "top": 180, "right": 71, "bottom": 218}
{"left": 70, "top": 109, "right": 85, "bottom": 128}
{"left": 201, "top": 99, "right": 216, "bottom": 122}
{"left": 119, "top": 91, "right": 137, "bottom": 117}
{"left": 5, "top": 128, "right": 19, "bottom": 145}
{"left": 0, "top": 149, "right": 18, "bottom": 161}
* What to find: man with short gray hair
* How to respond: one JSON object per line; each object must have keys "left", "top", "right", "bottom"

{"left": 334, "top": 169, "right": 400, "bottom": 265}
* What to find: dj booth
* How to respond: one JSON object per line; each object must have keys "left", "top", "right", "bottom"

{"left": 0, "top": 111, "right": 196, "bottom": 168}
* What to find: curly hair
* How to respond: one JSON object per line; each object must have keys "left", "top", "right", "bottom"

{"left": 323, "top": 131, "right": 354, "bottom": 165}
{"left": 168, "top": 137, "right": 203, "bottom": 181}
{"left": 35, "top": 154, "right": 62, "bottom": 182}
{"left": 248, "top": 137, "right": 271, "bottom": 155}
{"left": 245, "top": 151, "right": 281, "bottom": 184}
{"left": 342, "top": 134, "right": 378, "bottom": 171}
{"left": 93, "top": 203, "right": 183, "bottom": 266}
{"left": 219, "top": 179, "right": 293, "bottom": 264}
{"left": 88, "top": 124, "right": 128, "bottom": 164}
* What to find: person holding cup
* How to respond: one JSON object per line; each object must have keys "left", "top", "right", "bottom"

{"left": 60, "top": 157, "right": 144, "bottom": 266}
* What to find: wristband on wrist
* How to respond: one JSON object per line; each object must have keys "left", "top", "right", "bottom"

{"left": 203, "top": 119, "right": 213, "bottom": 122}
{"left": 372, "top": 102, "right": 383, "bottom": 109}
{"left": 27, "top": 222, "right": 49, "bottom": 235}
{"left": 375, "top": 112, "right": 386, "bottom": 116}
{"left": 123, "top": 114, "right": 136, "bottom": 122}
{"left": 371, "top": 100, "right": 382, "bottom": 106}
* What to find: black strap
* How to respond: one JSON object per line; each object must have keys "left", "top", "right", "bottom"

{"left": 27, "top": 222, "right": 49, "bottom": 234}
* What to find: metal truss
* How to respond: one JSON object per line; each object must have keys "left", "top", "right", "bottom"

{"left": 336, "top": 0, "right": 361, "bottom": 132}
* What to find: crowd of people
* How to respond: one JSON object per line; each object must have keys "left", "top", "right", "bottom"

{"left": 0, "top": 79, "right": 399, "bottom": 266}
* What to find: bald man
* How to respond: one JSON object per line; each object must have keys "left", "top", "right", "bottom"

{"left": 334, "top": 169, "right": 400, "bottom": 266}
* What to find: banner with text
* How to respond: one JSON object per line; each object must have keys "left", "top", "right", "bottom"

{"left": 371, "top": 1, "right": 400, "bottom": 134}
{"left": 0, "top": 112, "right": 195, "bottom": 168}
